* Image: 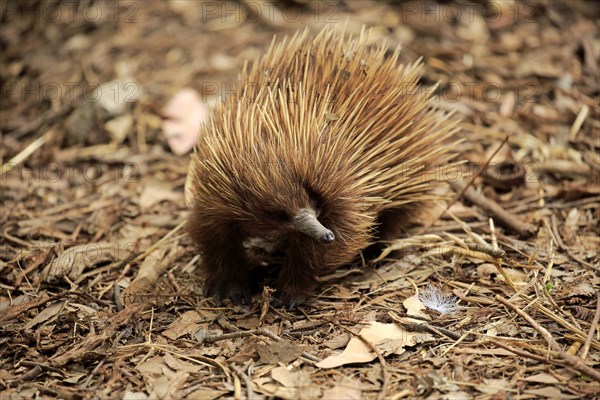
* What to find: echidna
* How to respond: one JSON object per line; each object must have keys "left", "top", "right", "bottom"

{"left": 186, "top": 26, "right": 460, "bottom": 307}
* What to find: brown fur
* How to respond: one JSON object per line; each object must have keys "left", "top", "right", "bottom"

{"left": 186, "top": 26, "right": 460, "bottom": 306}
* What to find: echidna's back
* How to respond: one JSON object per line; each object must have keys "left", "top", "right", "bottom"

{"left": 226, "top": 26, "right": 460, "bottom": 211}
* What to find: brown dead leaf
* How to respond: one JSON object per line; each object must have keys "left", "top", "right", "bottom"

{"left": 122, "top": 246, "right": 183, "bottom": 305}
{"left": 226, "top": 343, "right": 258, "bottom": 364}
{"left": 321, "top": 376, "right": 362, "bottom": 400}
{"left": 136, "top": 356, "right": 169, "bottom": 376}
{"left": 123, "top": 391, "right": 149, "bottom": 400}
{"left": 105, "top": 114, "right": 133, "bottom": 144}
{"left": 316, "top": 321, "right": 432, "bottom": 368}
{"left": 186, "top": 389, "right": 229, "bottom": 400}
{"left": 477, "top": 378, "right": 509, "bottom": 394}
{"left": 0, "top": 370, "right": 16, "bottom": 380}
{"left": 51, "top": 331, "right": 111, "bottom": 366}
{"left": 64, "top": 372, "right": 87, "bottom": 384}
{"left": 264, "top": 366, "right": 321, "bottom": 400}
{"left": 64, "top": 302, "right": 98, "bottom": 321}
{"left": 317, "top": 335, "right": 377, "bottom": 368}
{"left": 43, "top": 241, "right": 135, "bottom": 281}
{"left": 271, "top": 366, "right": 310, "bottom": 388}
{"left": 0, "top": 293, "right": 35, "bottom": 313}
{"left": 163, "top": 353, "right": 203, "bottom": 373}
{"left": 138, "top": 179, "right": 181, "bottom": 210}
{"left": 323, "top": 332, "right": 351, "bottom": 350}
{"left": 554, "top": 276, "right": 596, "bottom": 302}
{"left": 236, "top": 315, "right": 261, "bottom": 330}
{"left": 150, "top": 375, "right": 170, "bottom": 399}
{"left": 25, "top": 300, "right": 66, "bottom": 330}
{"left": 521, "top": 373, "right": 560, "bottom": 384}
{"left": 151, "top": 371, "right": 189, "bottom": 400}
{"left": 444, "top": 391, "right": 473, "bottom": 399}
{"left": 525, "top": 386, "right": 581, "bottom": 399}
{"left": 162, "top": 310, "right": 203, "bottom": 340}
{"left": 255, "top": 340, "right": 304, "bottom": 365}
{"left": 119, "top": 223, "right": 160, "bottom": 242}
{"left": 478, "top": 265, "right": 528, "bottom": 286}
{"left": 404, "top": 293, "right": 430, "bottom": 320}
{"left": 95, "top": 77, "right": 141, "bottom": 116}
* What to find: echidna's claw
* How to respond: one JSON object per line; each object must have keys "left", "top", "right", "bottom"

{"left": 213, "top": 290, "right": 224, "bottom": 306}
{"left": 271, "top": 290, "right": 308, "bottom": 310}
{"left": 270, "top": 297, "right": 283, "bottom": 308}
{"left": 242, "top": 288, "right": 253, "bottom": 306}
{"left": 203, "top": 278, "right": 252, "bottom": 307}
{"left": 230, "top": 290, "right": 242, "bottom": 306}
{"left": 230, "top": 283, "right": 253, "bottom": 306}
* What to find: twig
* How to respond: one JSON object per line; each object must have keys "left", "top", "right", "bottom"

{"left": 493, "top": 340, "right": 561, "bottom": 364}
{"left": 288, "top": 319, "right": 331, "bottom": 332}
{"left": 453, "top": 293, "right": 496, "bottom": 306}
{"left": 441, "top": 330, "right": 475, "bottom": 357}
{"left": 489, "top": 218, "right": 499, "bottom": 251}
{"left": 201, "top": 327, "right": 322, "bottom": 363}
{"left": 133, "top": 220, "right": 186, "bottom": 263}
{"left": 569, "top": 104, "right": 589, "bottom": 140}
{"left": 549, "top": 215, "right": 600, "bottom": 273}
{"left": 231, "top": 364, "right": 255, "bottom": 400}
{"left": 579, "top": 295, "right": 600, "bottom": 361}
{"left": 0, "top": 293, "right": 55, "bottom": 324}
{"left": 81, "top": 359, "right": 104, "bottom": 388}
{"left": 1, "top": 130, "right": 55, "bottom": 176}
{"left": 394, "top": 320, "right": 470, "bottom": 342}
{"left": 538, "top": 160, "right": 591, "bottom": 177}
{"left": 493, "top": 338, "right": 600, "bottom": 384}
{"left": 547, "top": 196, "right": 600, "bottom": 210}
{"left": 8, "top": 101, "right": 75, "bottom": 140}
{"left": 496, "top": 295, "right": 562, "bottom": 351}
{"left": 496, "top": 295, "right": 600, "bottom": 382}
{"left": 334, "top": 322, "right": 389, "bottom": 400}
{"left": 450, "top": 179, "right": 537, "bottom": 238}
{"left": 232, "top": 368, "right": 242, "bottom": 400}
{"left": 418, "top": 135, "right": 509, "bottom": 235}
{"left": 118, "top": 341, "right": 229, "bottom": 379}
{"left": 18, "top": 365, "right": 43, "bottom": 381}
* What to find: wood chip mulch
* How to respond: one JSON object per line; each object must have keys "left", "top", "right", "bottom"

{"left": 1, "top": 1, "right": 599, "bottom": 399}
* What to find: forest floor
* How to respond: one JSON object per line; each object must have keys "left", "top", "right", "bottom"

{"left": 1, "top": 1, "right": 599, "bottom": 399}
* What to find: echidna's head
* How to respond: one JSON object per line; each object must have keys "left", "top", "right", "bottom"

{"left": 247, "top": 172, "right": 335, "bottom": 245}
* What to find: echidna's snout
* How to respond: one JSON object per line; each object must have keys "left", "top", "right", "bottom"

{"left": 292, "top": 208, "right": 335, "bottom": 244}
{"left": 321, "top": 230, "right": 335, "bottom": 243}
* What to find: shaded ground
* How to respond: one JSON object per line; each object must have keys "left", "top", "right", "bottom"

{"left": 1, "top": 0, "right": 599, "bottom": 399}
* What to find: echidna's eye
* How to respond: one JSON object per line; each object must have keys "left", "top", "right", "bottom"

{"left": 311, "top": 199, "right": 322, "bottom": 217}
{"left": 302, "top": 184, "right": 324, "bottom": 215}
{"left": 269, "top": 210, "right": 292, "bottom": 223}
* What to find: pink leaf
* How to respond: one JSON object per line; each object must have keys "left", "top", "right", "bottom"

{"left": 162, "top": 88, "right": 207, "bottom": 155}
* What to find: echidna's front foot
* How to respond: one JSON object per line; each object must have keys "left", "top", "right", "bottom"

{"left": 276, "top": 278, "right": 316, "bottom": 309}
{"left": 276, "top": 248, "right": 318, "bottom": 309}
{"left": 203, "top": 276, "right": 252, "bottom": 306}
{"left": 272, "top": 290, "right": 309, "bottom": 309}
